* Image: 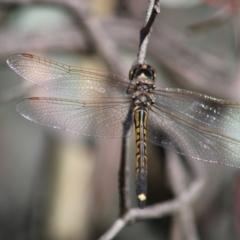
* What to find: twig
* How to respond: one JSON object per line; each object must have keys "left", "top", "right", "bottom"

{"left": 98, "top": 159, "right": 205, "bottom": 240}
{"left": 137, "top": 0, "right": 160, "bottom": 64}
{"left": 118, "top": 137, "right": 130, "bottom": 216}
{"left": 118, "top": 124, "right": 130, "bottom": 216}
{"left": 167, "top": 150, "right": 203, "bottom": 240}
{"left": 117, "top": 0, "right": 161, "bottom": 214}
{"left": 98, "top": 0, "right": 203, "bottom": 238}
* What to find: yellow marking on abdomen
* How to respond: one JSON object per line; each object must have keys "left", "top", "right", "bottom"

{"left": 133, "top": 106, "right": 149, "bottom": 208}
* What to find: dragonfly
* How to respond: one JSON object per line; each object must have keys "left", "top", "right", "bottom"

{"left": 7, "top": 53, "right": 240, "bottom": 208}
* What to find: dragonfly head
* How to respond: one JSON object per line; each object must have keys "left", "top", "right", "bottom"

{"left": 129, "top": 64, "right": 157, "bottom": 82}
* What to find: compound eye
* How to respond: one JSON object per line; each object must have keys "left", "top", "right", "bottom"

{"left": 148, "top": 65, "right": 157, "bottom": 81}
{"left": 128, "top": 63, "right": 157, "bottom": 81}
{"left": 129, "top": 64, "right": 141, "bottom": 80}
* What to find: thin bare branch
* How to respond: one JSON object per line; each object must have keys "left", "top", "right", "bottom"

{"left": 98, "top": 159, "right": 205, "bottom": 240}
{"left": 118, "top": 136, "right": 130, "bottom": 215}
{"left": 137, "top": 0, "right": 160, "bottom": 64}
{"left": 167, "top": 151, "right": 203, "bottom": 240}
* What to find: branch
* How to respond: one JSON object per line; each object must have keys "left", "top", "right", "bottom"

{"left": 137, "top": 0, "right": 160, "bottom": 64}
{"left": 167, "top": 151, "right": 204, "bottom": 240}
{"left": 98, "top": 157, "right": 205, "bottom": 240}
{"left": 118, "top": 0, "right": 161, "bottom": 213}
{"left": 118, "top": 133, "right": 130, "bottom": 215}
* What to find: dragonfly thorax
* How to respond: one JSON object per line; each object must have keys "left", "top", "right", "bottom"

{"left": 132, "top": 91, "right": 155, "bottom": 107}
{"left": 132, "top": 77, "right": 155, "bottom": 92}
{"left": 129, "top": 64, "right": 156, "bottom": 107}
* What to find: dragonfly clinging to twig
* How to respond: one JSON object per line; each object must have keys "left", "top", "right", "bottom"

{"left": 7, "top": 53, "right": 240, "bottom": 208}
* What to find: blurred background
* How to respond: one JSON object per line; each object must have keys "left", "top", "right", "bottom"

{"left": 0, "top": 0, "right": 240, "bottom": 239}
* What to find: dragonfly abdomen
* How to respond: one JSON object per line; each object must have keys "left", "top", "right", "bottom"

{"left": 134, "top": 105, "right": 149, "bottom": 208}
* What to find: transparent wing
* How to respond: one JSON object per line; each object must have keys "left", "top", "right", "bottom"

{"left": 147, "top": 104, "right": 240, "bottom": 167}
{"left": 7, "top": 54, "right": 131, "bottom": 98}
{"left": 16, "top": 97, "right": 133, "bottom": 138}
{"left": 153, "top": 87, "right": 240, "bottom": 132}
